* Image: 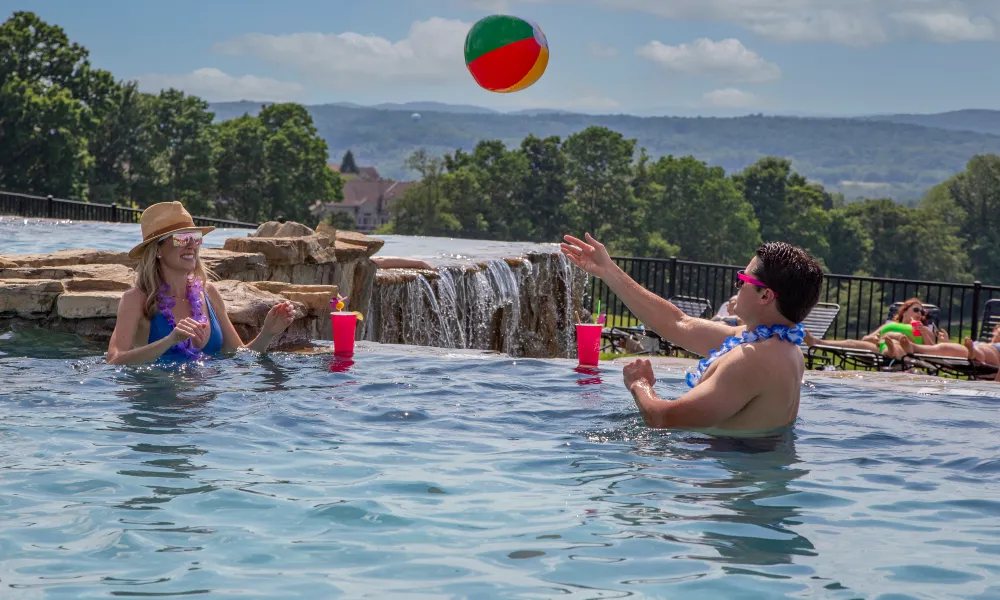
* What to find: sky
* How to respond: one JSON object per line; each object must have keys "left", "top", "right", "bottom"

{"left": 10, "top": 0, "right": 1000, "bottom": 116}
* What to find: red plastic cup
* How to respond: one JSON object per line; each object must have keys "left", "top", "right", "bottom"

{"left": 575, "top": 323, "right": 602, "bottom": 366}
{"left": 331, "top": 312, "right": 358, "bottom": 357}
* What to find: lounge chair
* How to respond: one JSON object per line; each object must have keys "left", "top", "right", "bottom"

{"left": 901, "top": 299, "right": 1000, "bottom": 380}
{"left": 799, "top": 302, "right": 841, "bottom": 369}
{"left": 804, "top": 302, "right": 926, "bottom": 372}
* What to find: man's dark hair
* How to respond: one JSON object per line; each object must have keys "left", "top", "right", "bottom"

{"left": 753, "top": 242, "right": 824, "bottom": 324}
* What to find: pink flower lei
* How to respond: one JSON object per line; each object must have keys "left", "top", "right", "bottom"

{"left": 157, "top": 275, "right": 207, "bottom": 360}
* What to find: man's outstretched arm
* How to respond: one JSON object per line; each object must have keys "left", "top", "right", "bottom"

{"left": 562, "top": 234, "right": 740, "bottom": 357}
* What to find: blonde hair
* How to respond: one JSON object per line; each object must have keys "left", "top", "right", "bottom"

{"left": 135, "top": 239, "right": 216, "bottom": 320}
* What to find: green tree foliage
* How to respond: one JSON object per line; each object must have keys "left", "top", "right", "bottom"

{"left": 562, "top": 127, "right": 640, "bottom": 253}
{"left": 939, "top": 155, "right": 1000, "bottom": 282}
{"left": 823, "top": 210, "right": 872, "bottom": 275}
{"left": 258, "top": 103, "right": 342, "bottom": 224}
{"left": 733, "top": 157, "right": 830, "bottom": 260}
{"left": 639, "top": 155, "right": 761, "bottom": 263}
{"left": 145, "top": 89, "right": 216, "bottom": 213}
{"left": 326, "top": 210, "right": 356, "bottom": 231}
{"left": 340, "top": 150, "right": 359, "bottom": 174}
{"left": 0, "top": 11, "right": 101, "bottom": 197}
{"left": 836, "top": 198, "right": 970, "bottom": 282}
{"left": 382, "top": 136, "right": 984, "bottom": 283}
{"left": 214, "top": 115, "right": 267, "bottom": 222}
{"left": 0, "top": 12, "right": 343, "bottom": 224}
{"left": 386, "top": 150, "right": 461, "bottom": 236}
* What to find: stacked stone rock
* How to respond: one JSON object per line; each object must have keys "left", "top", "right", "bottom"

{"left": 0, "top": 222, "right": 383, "bottom": 349}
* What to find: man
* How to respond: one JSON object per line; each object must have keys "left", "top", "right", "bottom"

{"left": 561, "top": 234, "right": 824, "bottom": 433}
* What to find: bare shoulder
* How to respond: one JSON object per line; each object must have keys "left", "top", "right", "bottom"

{"left": 119, "top": 287, "right": 146, "bottom": 311}
{"left": 726, "top": 338, "right": 802, "bottom": 376}
{"left": 205, "top": 281, "right": 226, "bottom": 304}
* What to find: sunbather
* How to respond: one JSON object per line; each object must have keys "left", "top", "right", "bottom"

{"left": 803, "top": 297, "right": 941, "bottom": 351}
{"left": 882, "top": 324, "right": 1000, "bottom": 367}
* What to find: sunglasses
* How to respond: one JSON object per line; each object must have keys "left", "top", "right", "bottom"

{"left": 160, "top": 231, "right": 203, "bottom": 247}
{"left": 735, "top": 270, "right": 776, "bottom": 296}
{"left": 910, "top": 306, "right": 925, "bottom": 314}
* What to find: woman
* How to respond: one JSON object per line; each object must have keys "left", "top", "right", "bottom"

{"left": 883, "top": 324, "right": 1000, "bottom": 367}
{"left": 803, "top": 297, "right": 941, "bottom": 352}
{"left": 107, "top": 201, "right": 295, "bottom": 365}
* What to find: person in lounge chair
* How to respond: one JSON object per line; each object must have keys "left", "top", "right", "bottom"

{"left": 881, "top": 324, "right": 1000, "bottom": 368}
{"left": 712, "top": 295, "right": 743, "bottom": 327}
{"left": 802, "top": 297, "right": 942, "bottom": 352}
{"left": 561, "top": 233, "right": 823, "bottom": 434}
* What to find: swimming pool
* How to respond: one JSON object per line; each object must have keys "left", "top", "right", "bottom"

{"left": 3, "top": 218, "right": 1000, "bottom": 598}
{"left": 1, "top": 335, "right": 999, "bottom": 599}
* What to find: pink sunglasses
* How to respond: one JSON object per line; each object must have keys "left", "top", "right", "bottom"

{"left": 736, "top": 270, "right": 776, "bottom": 296}
{"left": 160, "top": 231, "right": 203, "bottom": 247}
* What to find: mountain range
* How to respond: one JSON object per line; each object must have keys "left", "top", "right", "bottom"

{"left": 209, "top": 101, "right": 1000, "bottom": 201}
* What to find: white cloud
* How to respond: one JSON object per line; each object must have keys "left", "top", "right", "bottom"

{"left": 701, "top": 87, "right": 760, "bottom": 108}
{"left": 587, "top": 42, "right": 619, "bottom": 58}
{"left": 891, "top": 11, "right": 995, "bottom": 42}
{"left": 636, "top": 38, "right": 780, "bottom": 83}
{"left": 213, "top": 18, "right": 471, "bottom": 89}
{"left": 137, "top": 68, "right": 306, "bottom": 102}
{"left": 469, "top": 0, "right": 997, "bottom": 46}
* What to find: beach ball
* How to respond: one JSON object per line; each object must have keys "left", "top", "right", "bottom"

{"left": 464, "top": 15, "right": 548, "bottom": 93}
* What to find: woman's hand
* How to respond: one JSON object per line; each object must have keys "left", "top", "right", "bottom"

{"left": 262, "top": 301, "right": 296, "bottom": 336}
{"left": 171, "top": 318, "right": 207, "bottom": 346}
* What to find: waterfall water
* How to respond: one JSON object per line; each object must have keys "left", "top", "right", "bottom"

{"left": 364, "top": 252, "right": 587, "bottom": 358}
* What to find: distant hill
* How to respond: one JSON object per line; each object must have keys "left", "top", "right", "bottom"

{"left": 862, "top": 109, "right": 1000, "bottom": 136}
{"left": 209, "top": 101, "right": 1000, "bottom": 200}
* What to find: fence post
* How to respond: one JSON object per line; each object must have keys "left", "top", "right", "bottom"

{"left": 46, "top": 195, "right": 54, "bottom": 219}
{"left": 971, "top": 281, "right": 982, "bottom": 339}
{"left": 667, "top": 257, "right": 678, "bottom": 299}
{"left": 110, "top": 203, "right": 118, "bottom": 223}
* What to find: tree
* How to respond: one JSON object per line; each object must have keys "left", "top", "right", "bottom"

{"left": 0, "top": 77, "right": 91, "bottom": 197}
{"left": 824, "top": 209, "right": 872, "bottom": 275}
{"left": 259, "top": 103, "right": 342, "bottom": 223}
{"left": 639, "top": 155, "right": 760, "bottom": 263}
{"left": 385, "top": 150, "right": 461, "bottom": 235}
{"left": 340, "top": 149, "right": 359, "bottom": 174}
{"left": 146, "top": 89, "right": 216, "bottom": 213}
{"left": 214, "top": 115, "right": 268, "bottom": 222}
{"left": 467, "top": 140, "right": 529, "bottom": 240}
{"left": 562, "top": 127, "right": 640, "bottom": 253}
{"left": 942, "top": 155, "right": 1000, "bottom": 281}
{"left": 87, "top": 81, "right": 155, "bottom": 205}
{"left": 326, "top": 210, "right": 356, "bottom": 231}
{"left": 0, "top": 11, "right": 109, "bottom": 198}
{"left": 519, "top": 134, "right": 569, "bottom": 242}
{"left": 839, "top": 198, "right": 970, "bottom": 281}
{"left": 733, "top": 157, "right": 830, "bottom": 259}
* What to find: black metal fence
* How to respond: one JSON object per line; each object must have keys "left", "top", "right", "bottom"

{"left": 0, "top": 190, "right": 259, "bottom": 229}
{"left": 590, "top": 257, "right": 1000, "bottom": 342}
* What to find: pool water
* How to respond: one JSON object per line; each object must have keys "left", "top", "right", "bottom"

{"left": 0, "top": 216, "right": 253, "bottom": 255}
{"left": 2, "top": 218, "right": 1000, "bottom": 598}
{"left": 1, "top": 331, "right": 999, "bottom": 599}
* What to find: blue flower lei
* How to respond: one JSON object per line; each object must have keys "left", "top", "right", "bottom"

{"left": 686, "top": 323, "right": 805, "bottom": 388}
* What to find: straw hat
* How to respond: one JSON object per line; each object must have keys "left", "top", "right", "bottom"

{"left": 128, "top": 202, "right": 215, "bottom": 259}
